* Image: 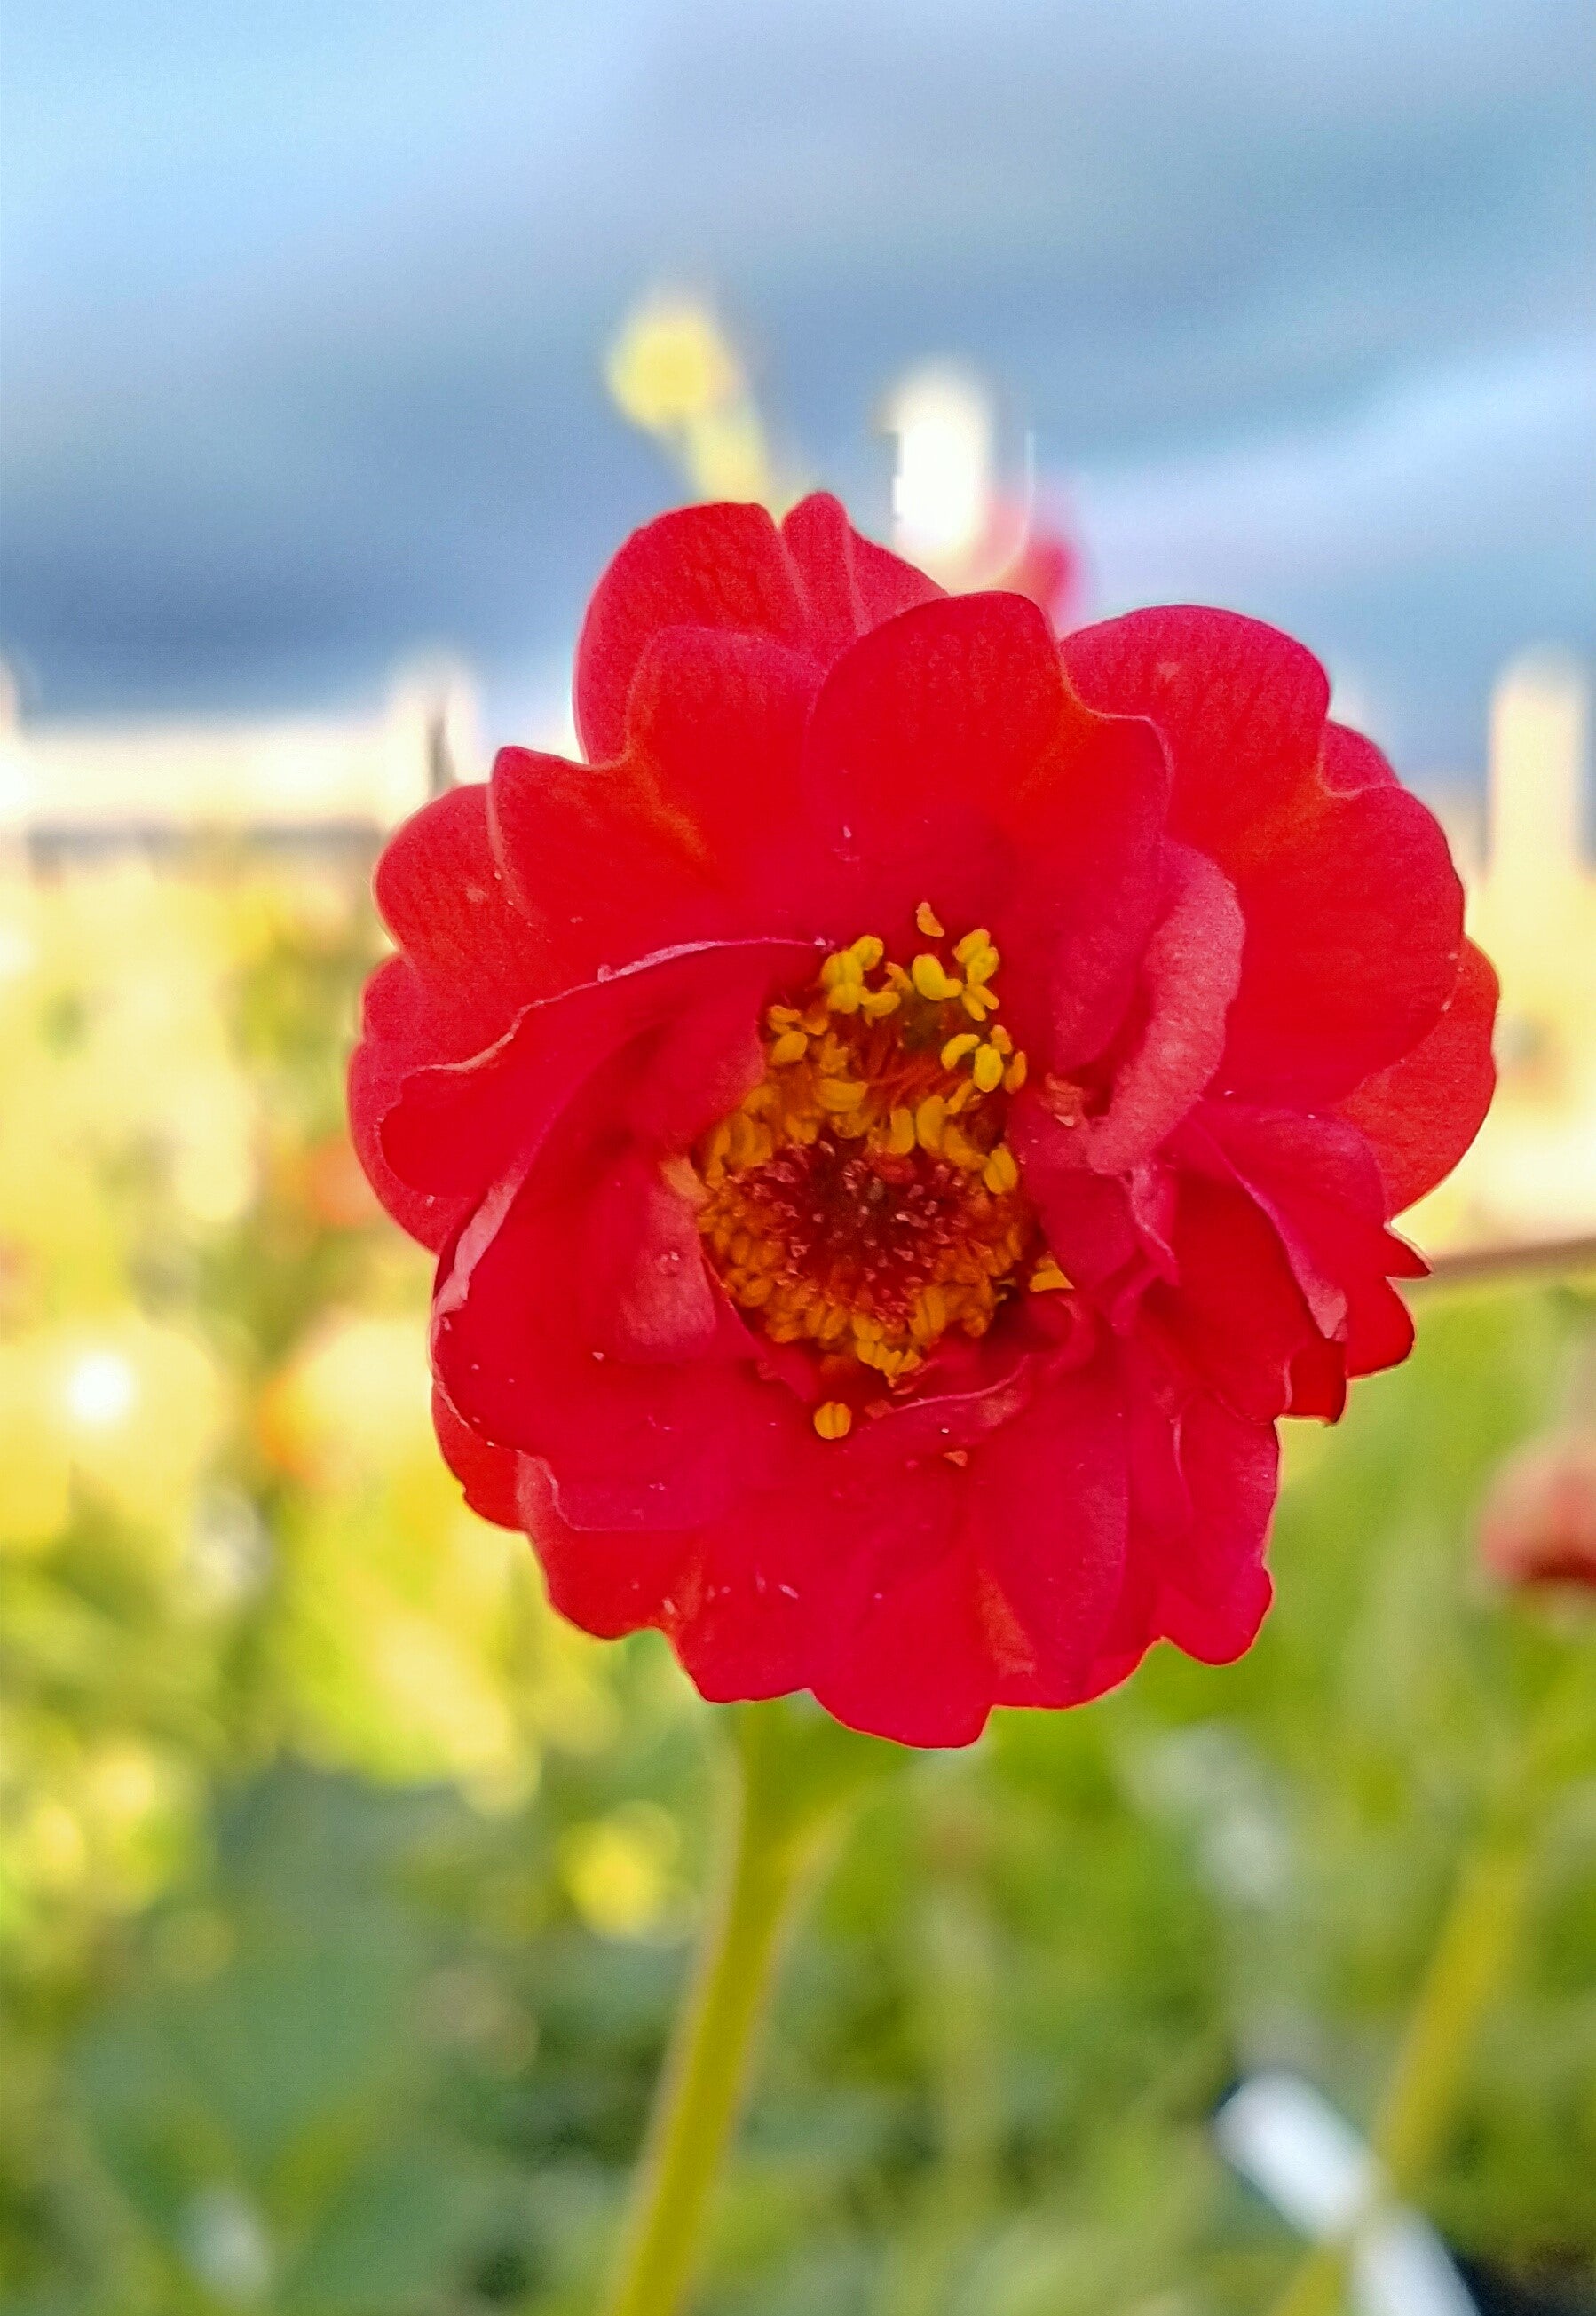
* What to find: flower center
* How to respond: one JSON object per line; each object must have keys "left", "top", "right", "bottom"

{"left": 695, "top": 903, "right": 1068, "bottom": 1435}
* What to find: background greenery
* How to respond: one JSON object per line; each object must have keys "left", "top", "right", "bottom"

{"left": 1, "top": 854, "right": 1592, "bottom": 2316}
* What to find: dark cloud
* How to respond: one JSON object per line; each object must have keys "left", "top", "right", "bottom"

{"left": 2, "top": 0, "right": 1592, "bottom": 758}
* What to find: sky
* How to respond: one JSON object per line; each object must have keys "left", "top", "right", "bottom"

{"left": 3, "top": 0, "right": 1593, "bottom": 777}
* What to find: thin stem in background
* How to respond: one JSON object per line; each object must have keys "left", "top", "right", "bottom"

{"left": 1262, "top": 1824, "right": 1534, "bottom": 2316}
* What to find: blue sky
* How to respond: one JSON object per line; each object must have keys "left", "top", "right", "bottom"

{"left": 3, "top": 0, "right": 1592, "bottom": 774}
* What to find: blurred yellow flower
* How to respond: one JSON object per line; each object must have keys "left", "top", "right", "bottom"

{"left": 259, "top": 1311, "right": 433, "bottom": 1486}
{"left": 55, "top": 1318, "right": 227, "bottom": 1527}
{"left": 0, "top": 1318, "right": 226, "bottom": 1539}
{"left": 0, "top": 1343, "right": 72, "bottom": 1545}
{"left": 606, "top": 293, "right": 745, "bottom": 431}
{"left": 605, "top": 289, "right": 786, "bottom": 510}
{"left": 559, "top": 1802, "right": 688, "bottom": 1942}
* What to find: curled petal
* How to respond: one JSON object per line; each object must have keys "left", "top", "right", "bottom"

{"left": 1067, "top": 845, "right": 1244, "bottom": 1174}
{"left": 1338, "top": 939, "right": 1499, "bottom": 1215}
{"left": 380, "top": 937, "right": 811, "bottom": 1208}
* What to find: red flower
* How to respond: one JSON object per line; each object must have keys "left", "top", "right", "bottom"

{"left": 350, "top": 494, "right": 1496, "bottom": 1746}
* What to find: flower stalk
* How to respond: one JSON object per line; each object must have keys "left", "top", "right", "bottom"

{"left": 600, "top": 1697, "right": 901, "bottom": 2316}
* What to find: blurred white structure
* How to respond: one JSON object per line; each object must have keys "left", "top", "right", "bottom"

{"left": 0, "top": 660, "right": 478, "bottom": 842}
{"left": 1418, "top": 651, "right": 1596, "bottom": 1252}
{"left": 1216, "top": 2074, "right": 1477, "bottom": 2316}
{"left": 882, "top": 363, "right": 996, "bottom": 572}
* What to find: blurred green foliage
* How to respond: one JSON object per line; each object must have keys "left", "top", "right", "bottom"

{"left": 1, "top": 857, "right": 1592, "bottom": 2315}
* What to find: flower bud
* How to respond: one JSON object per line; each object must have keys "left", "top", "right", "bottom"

{"left": 1479, "top": 1432, "right": 1596, "bottom": 1596}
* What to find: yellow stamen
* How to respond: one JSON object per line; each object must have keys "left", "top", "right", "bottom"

{"left": 696, "top": 914, "right": 1049, "bottom": 1389}
{"left": 911, "top": 953, "right": 963, "bottom": 1002}
{"left": 661, "top": 1153, "right": 707, "bottom": 1207}
{"left": 1029, "top": 1256, "right": 1070, "bottom": 1293}
{"left": 982, "top": 1143, "right": 1019, "bottom": 1195}
{"left": 915, "top": 900, "right": 945, "bottom": 938}
{"left": 910, "top": 1284, "right": 948, "bottom": 1341}
{"left": 813, "top": 1400, "right": 853, "bottom": 1441}
{"left": 817, "top": 1076, "right": 866, "bottom": 1112}
{"left": 728, "top": 1114, "right": 771, "bottom": 1167}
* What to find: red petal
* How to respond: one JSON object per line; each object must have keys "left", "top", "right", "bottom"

{"left": 1144, "top": 1172, "right": 1317, "bottom": 1424}
{"left": 575, "top": 502, "right": 810, "bottom": 762}
{"left": 1078, "top": 1355, "right": 1277, "bottom": 1687}
{"left": 582, "top": 1150, "right": 733, "bottom": 1364}
{"left": 1337, "top": 939, "right": 1499, "bottom": 1215}
{"left": 1322, "top": 720, "right": 1399, "bottom": 794}
{"left": 812, "top": 1535, "right": 996, "bottom": 1749}
{"left": 779, "top": 490, "right": 944, "bottom": 657}
{"left": 1069, "top": 845, "right": 1244, "bottom": 1173}
{"left": 380, "top": 937, "right": 810, "bottom": 1209}
{"left": 969, "top": 1365, "right": 1131, "bottom": 1706}
{"left": 675, "top": 1459, "right": 950, "bottom": 1709}
{"left": 1061, "top": 606, "right": 1330, "bottom": 868}
{"left": 1154, "top": 1390, "right": 1277, "bottom": 1663}
{"left": 799, "top": 592, "right": 1167, "bottom": 1043}
{"left": 349, "top": 957, "right": 478, "bottom": 1252}
{"left": 801, "top": 591, "right": 1071, "bottom": 929}
{"left": 522, "top": 1463, "right": 693, "bottom": 1642}
{"left": 492, "top": 629, "right": 824, "bottom": 980}
{"left": 1196, "top": 1103, "right": 1421, "bottom": 1380}
{"left": 573, "top": 492, "right": 941, "bottom": 764}
{"left": 431, "top": 1385, "right": 524, "bottom": 1528}
{"left": 407, "top": 945, "right": 815, "bottom": 1530}
{"left": 373, "top": 782, "right": 544, "bottom": 1043}
{"left": 433, "top": 1168, "right": 804, "bottom": 1532}
{"left": 1061, "top": 609, "right": 1466, "bottom": 1103}
{"left": 1219, "top": 780, "right": 1466, "bottom": 1103}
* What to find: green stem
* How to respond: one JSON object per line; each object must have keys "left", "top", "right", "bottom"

{"left": 1263, "top": 1824, "right": 1533, "bottom": 2316}
{"left": 598, "top": 1703, "right": 865, "bottom": 2316}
